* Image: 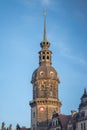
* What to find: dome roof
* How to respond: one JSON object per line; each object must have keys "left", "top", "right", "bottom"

{"left": 31, "top": 65, "right": 60, "bottom": 83}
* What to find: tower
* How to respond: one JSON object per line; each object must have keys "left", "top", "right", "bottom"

{"left": 29, "top": 10, "right": 62, "bottom": 130}
{"left": 76, "top": 88, "right": 87, "bottom": 130}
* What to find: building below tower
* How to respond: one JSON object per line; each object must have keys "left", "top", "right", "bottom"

{"left": 45, "top": 89, "right": 87, "bottom": 130}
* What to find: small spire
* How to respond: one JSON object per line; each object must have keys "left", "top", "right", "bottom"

{"left": 43, "top": 8, "right": 47, "bottom": 41}
{"left": 84, "top": 88, "right": 86, "bottom": 94}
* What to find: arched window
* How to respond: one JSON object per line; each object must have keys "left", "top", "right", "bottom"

{"left": 43, "top": 52, "right": 45, "bottom": 54}
{"left": 52, "top": 121, "right": 54, "bottom": 126}
{"left": 41, "top": 85, "right": 45, "bottom": 97}
{"left": 81, "top": 123, "right": 83, "bottom": 130}
{"left": 47, "top": 56, "right": 49, "bottom": 59}
{"left": 43, "top": 56, "right": 45, "bottom": 59}
{"left": 84, "top": 123, "right": 86, "bottom": 130}
{"left": 56, "top": 120, "right": 58, "bottom": 126}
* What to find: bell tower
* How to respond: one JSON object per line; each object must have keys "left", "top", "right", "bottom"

{"left": 29, "top": 10, "right": 62, "bottom": 130}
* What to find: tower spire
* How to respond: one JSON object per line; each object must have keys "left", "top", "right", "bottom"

{"left": 43, "top": 9, "right": 47, "bottom": 41}
{"left": 84, "top": 88, "right": 86, "bottom": 94}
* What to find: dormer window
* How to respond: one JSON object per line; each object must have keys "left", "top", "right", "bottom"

{"left": 80, "top": 111, "right": 85, "bottom": 117}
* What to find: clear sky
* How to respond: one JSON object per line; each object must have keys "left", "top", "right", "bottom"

{"left": 0, "top": 0, "right": 87, "bottom": 129}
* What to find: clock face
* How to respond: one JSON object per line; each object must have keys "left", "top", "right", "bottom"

{"left": 40, "top": 71, "right": 44, "bottom": 76}
{"left": 39, "top": 106, "right": 45, "bottom": 112}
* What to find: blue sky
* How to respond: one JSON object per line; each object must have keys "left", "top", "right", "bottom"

{"left": 0, "top": 0, "right": 87, "bottom": 129}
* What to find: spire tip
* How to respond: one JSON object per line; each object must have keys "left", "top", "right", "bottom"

{"left": 84, "top": 88, "right": 86, "bottom": 94}
{"left": 43, "top": 8, "right": 47, "bottom": 41}
{"left": 43, "top": 8, "right": 46, "bottom": 16}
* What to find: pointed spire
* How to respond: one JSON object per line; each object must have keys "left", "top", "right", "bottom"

{"left": 43, "top": 8, "right": 47, "bottom": 41}
{"left": 84, "top": 88, "right": 86, "bottom": 94}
